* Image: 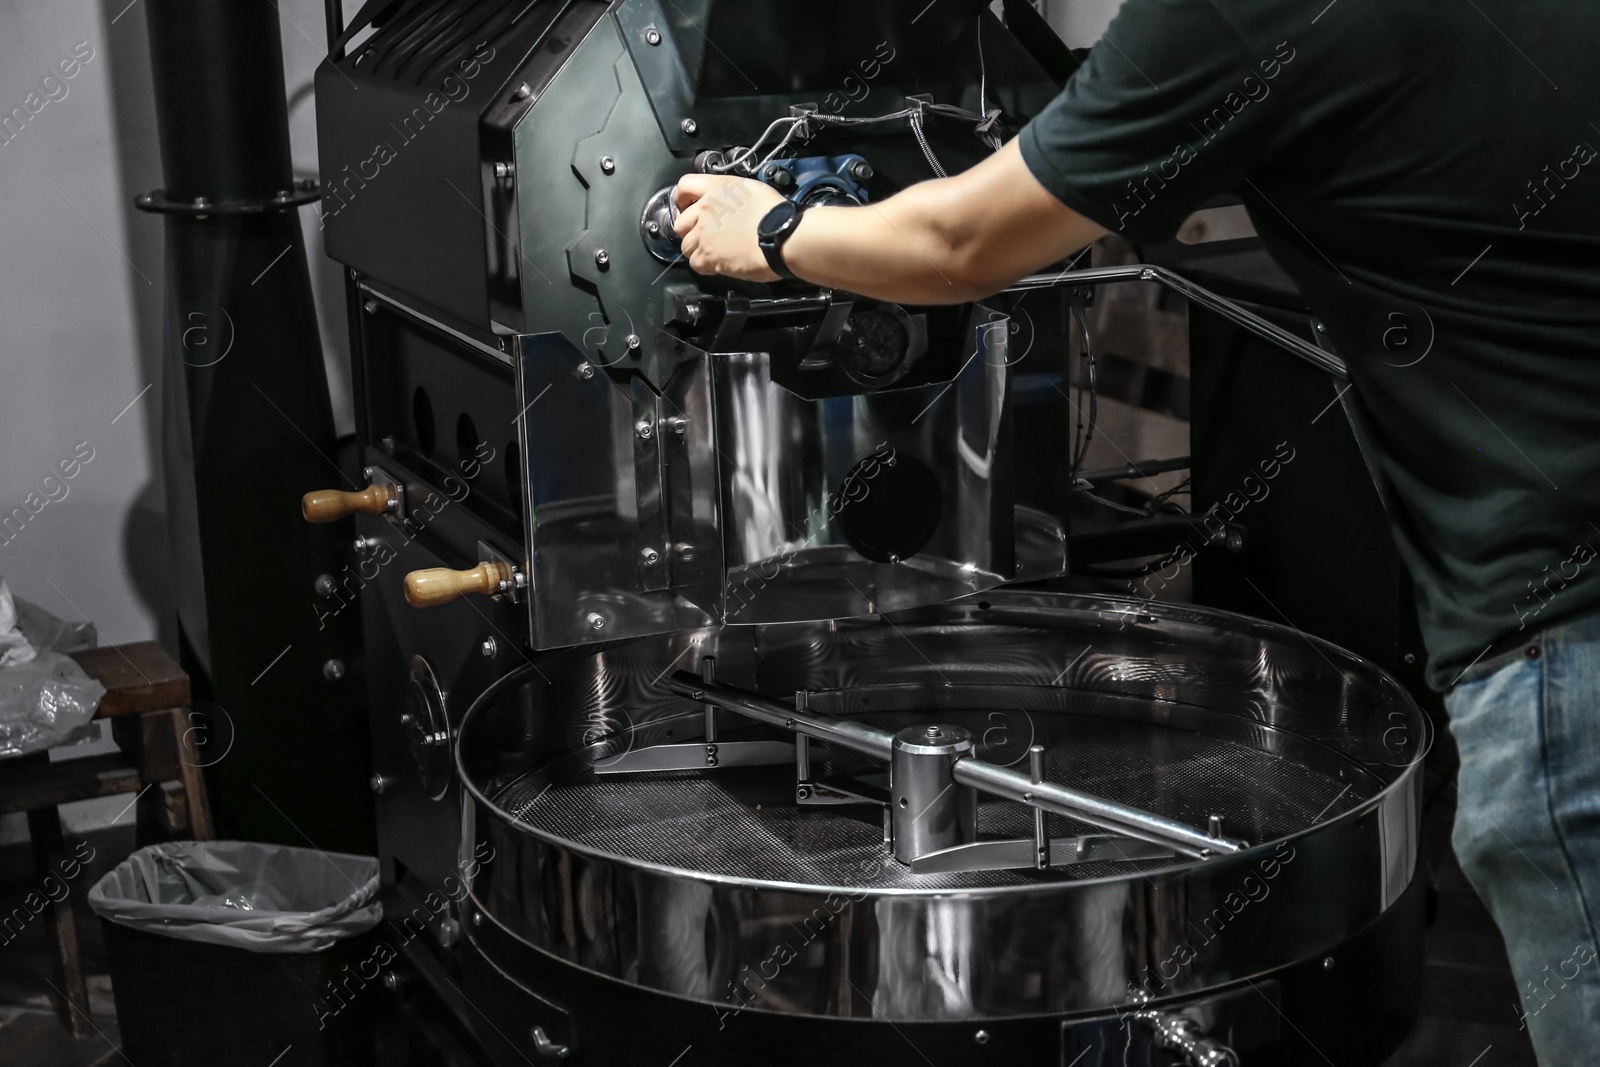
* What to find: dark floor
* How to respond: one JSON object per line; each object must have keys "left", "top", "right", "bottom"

{"left": 0, "top": 827, "right": 1539, "bottom": 1067}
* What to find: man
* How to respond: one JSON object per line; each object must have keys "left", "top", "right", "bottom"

{"left": 674, "top": 0, "right": 1600, "bottom": 1058}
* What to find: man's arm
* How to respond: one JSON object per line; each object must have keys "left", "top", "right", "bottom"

{"left": 672, "top": 139, "right": 1107, "bottom": 304}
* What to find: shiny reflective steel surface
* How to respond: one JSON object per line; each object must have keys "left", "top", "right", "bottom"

{"left": 458, "top": 591, "right": 1428, "bottom": 1021}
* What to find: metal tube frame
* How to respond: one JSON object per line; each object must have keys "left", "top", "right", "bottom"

{"left": 1006, "top": 264, "right": 1348, "bottom": 381}
{"left": 666, "top": 670, "right": 1247, "bottom": 858}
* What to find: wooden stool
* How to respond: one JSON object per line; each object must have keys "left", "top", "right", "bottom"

{"left": 0, "top": 641, "right": 212, "bottom": 1037}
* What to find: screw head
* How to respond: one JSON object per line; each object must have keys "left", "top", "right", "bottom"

{"left": 363, "top": 300, "right": 379, "bottom": 315}
{"left": 677, "top": 544, "right": 696, "bottom": 562}
{"left": 481, "top": 637, "right": 498, "bottom": 658}
{"left": 323, "top": 659, "right": 346, "bottom": 682}
{"left": 594, "top": 249, "right": 610, "bottom": 268}
{"left": 625, "top": 334, "right": 641, "bottom": 351}
{"left": 577, "top": 362, "right": 595, "bottom": 379}
{"left": 1323, "top": 956, "right": 1335, "bottom": 970}
{"left": 314, "top": 573, "right": 337, "bottom": 597}
{"left": 511, "top": 82, "right": 532, "bottom": 101}
{"left": 646, "top": 220, "right": 661, "bottom": 236}
{"left": 472, "top": 911, "right": 482, "bottom": 926}
{"left": 369, "top": 774, "right": 388, "bottom": 795}
{"left": 974, "top": 1030, "right": 991, "bottom": 1046}
{"left": 1404, "top": 652, "right": 1417, "bottom": 664}
{"left": 599, "top": 155, "right": 615, "bottom": 174}
{"left": 644, "top": 26, "right": 661, "bottom": 45}
{"left": 680, "top": 117, "right": 698, "bottom": 136}
{"left": 641, "top": 548, "right": 660, "bottom": 567}
{"left": 587, "top": 612, "right": 606, "bottom": 631}
{"left": 635, "top": 419, "right": 654, "bottom": 439}
{"left": 193, "top": 196, "right": 209, "bottom": 208}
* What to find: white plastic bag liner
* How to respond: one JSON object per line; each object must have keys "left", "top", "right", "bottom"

{"left": 0, "top": 579, "right": 104, "bottom": 758}
{"left": 89, "top": 841, "right": 380, "bottom": 954}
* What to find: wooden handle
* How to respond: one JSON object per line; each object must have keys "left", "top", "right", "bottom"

{"left": 404, "top": 562, "right": 512, "bottom": 608}
{"left": 301, "top": 484, "right": 394, "bottom": 523}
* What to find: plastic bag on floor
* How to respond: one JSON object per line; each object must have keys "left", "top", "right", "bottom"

{"left": 0, "top": 579, "right": 104, "bottom": 759}
{"left": 88, "top": 840, "right": 381, "bottom": 954}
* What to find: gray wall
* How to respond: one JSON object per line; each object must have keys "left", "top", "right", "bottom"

{"left": 0, "top": 0, "right": 351, "bottom": 653}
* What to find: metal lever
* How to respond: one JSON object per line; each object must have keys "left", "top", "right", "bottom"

{"left": 530, "top": 1026, "right": 571, "bottom": 1061}
{"left": 1134, "top": 1010, "right": 1239, "bottom": 1067}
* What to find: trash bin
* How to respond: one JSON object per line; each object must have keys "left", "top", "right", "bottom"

{"left": 89, "top": 840, "right": 381, "bottom": 1067}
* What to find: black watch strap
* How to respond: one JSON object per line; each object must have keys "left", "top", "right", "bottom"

{"left": 757, "top": 201, "right": 805, "bottom": 281}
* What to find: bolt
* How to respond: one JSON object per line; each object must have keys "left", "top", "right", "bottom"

{"left": 600, "top": 155, "right": 616, "bottom": 174}
{"left": 646, "top": 220, "right": 661, "bottom": 236}
{"left": 494, "top": 161, "right": 515, "bottom": 179}
{"left": 437, "top": 917, "right": 461, "bottom": 950}
{"left": 635, "top": 419, "right": 654, "bottom": 439}
{"left": 849, "top": 159, "right": 874, "bottom": 181}
{"left": 680, "top": 117, "right": 698, "bottom": 136}
{"left": 472, "top": 911, "right": 482, "bottom": 927}
{"left": 363, "top": 299, "right": 379, "bottom": 314}
{"left": 276, "top": 189, "right": 291, "bottom": 201}
{"left": 678, "top": 544, "right": 695, "bottom": 562}
{"left": 668, "top": 416, "right": 687, "bottom": 435}
{"left": 1322, "top": 956, "right": 1335, "bottom": 971}
{"left": 577, "top": 362, "right": 595, "bottom": 379}
{"left": 369, "top": 774, "right": 390, "bottom": 795}
{"left": 1404, "top": 652, "right": 1417, "bottom": 664}
{"left": 481, "top": 637, "right": 498, "bottom": 658}
{"left": 193, "top": 196, "right": 209, "bottom": 208}
{"left": 314, "top": 573, "right": 337, "bottom": 597}
{"left": 587, "top": 612, "right": 606, "bottom": 631}
{"left": 400, "top": 712, "right": 413, "bottom": 726}
{"left": 511, "top": 82, "right": 532, "bottom": 101}
{"left": 594, "top": 249, "right": 610, "bottom": 268}
{"left": 354, "top": 535, "right": 380, "bottom": 555}
{"left": 323, "top": 659, "right": 346, "bottom": 682}
{"left": 382, "top": 971, "right": 404, "bottom": 994}
{"left": 974, "top": 1030, "right": 991, "bottom": 1046}
{"left": 644, "top": 26, "right": 661, "bottom": 45}
{"left": 1208, "top": 814, "right": 1225, "bottom": 838}
{"left": 641, "top": 548, "right": 661, "bottom": 567}
{"left": 625, "top": 334, "right": 641, "bottom": 351}
{"left": 924, "top": 726, "right": 943, "bottom": 739}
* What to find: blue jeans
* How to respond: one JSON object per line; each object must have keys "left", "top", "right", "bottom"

{"left": 1446, "top": 613, "right": 1600, "bottom": 1061}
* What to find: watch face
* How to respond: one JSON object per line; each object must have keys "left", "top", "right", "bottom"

{"left": 758, "top": 200, "right": 800, "bottom": 241}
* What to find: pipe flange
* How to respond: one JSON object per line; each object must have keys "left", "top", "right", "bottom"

{"left": 135, "top": 178, "right": 321, "bottom": 215}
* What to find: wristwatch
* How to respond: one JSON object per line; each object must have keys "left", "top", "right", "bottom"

{"left": 756, "top": 200, "right": 806, "bottom": 281}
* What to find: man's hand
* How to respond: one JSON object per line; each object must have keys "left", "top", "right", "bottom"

{"left": 673, "top": 174, "right": 786, "bottom": 282}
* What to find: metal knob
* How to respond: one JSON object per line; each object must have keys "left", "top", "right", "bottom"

{"left": 1134, "top": 1010, "right": 1239, "bottom": 1067}
{"left": 530, "top": 1026, "right": 571, "bottom": 1061}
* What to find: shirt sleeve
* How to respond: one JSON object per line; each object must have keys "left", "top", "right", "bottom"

{"left": 1018, "top": 0, "right": 1296, "bottom": 244}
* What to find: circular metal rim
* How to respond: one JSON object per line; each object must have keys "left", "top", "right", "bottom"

{"left": 455, "top": 589, "right": 1431, "bottom": 900}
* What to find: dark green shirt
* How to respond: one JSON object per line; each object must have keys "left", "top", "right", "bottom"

{"left": 1018, "top": 0, "right": 1600, "bottom": 689}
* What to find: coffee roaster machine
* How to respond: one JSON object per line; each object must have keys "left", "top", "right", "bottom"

{"left": 303, "top": 1, "right": 1430, "bottom": 1063}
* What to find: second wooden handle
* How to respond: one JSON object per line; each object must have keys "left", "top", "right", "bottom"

{"left": 404, "top": 562, "right": 512, "bottom": 608}
{"left": 302, "top": 484, "right": 393, "bottom": 523}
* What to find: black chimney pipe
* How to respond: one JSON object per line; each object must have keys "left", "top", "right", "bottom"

{"left": 141, "top": 0, "right": 372, "bottom": 852}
